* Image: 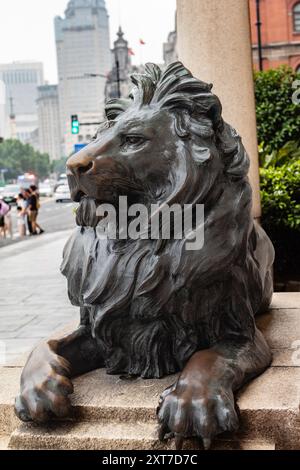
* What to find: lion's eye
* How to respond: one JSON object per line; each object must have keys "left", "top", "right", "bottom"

{"left": 123, "top": 135, "right": 146, "bottom": 147}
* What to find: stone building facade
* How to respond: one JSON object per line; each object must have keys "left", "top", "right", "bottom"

{"left": 249, "top": 0, "right": 300, "bottom": 71}
{"left": 164, "top": 2, "right": 300, "bottom": 72}
{"left": 105, "top": 28, "right": 144, "bottom": 100}
{"left": 37, "top": 85, "right": 62, "bottom": 162}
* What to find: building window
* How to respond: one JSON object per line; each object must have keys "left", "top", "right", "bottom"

{"left": 293, "top": 3, "right": 300, "bottom": 32}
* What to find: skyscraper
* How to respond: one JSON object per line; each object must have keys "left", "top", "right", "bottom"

{"left": 0, "top": 62, "right": 44, "bottom": 144}
{"left": 0, "top": 80, "right": 9, "bottom": 140}
{"left": 37, "top": 85, "right": 62, "bottom": 162}
{"left": 55, "top": 0, "right": 111, "bottom": 156}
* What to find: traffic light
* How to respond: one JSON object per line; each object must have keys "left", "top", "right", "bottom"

{"left": 71, "top": 115, "right": 79, "bottom": 135}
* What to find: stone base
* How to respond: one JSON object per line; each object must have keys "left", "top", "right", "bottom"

{"left": 1, "top": 293, "right": 299, "bottom": 450}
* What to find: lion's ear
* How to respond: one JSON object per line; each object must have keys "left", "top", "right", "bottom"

{"left": 174, "top": 111, "right": 190, "bottom": 138}
{"left": 219, "top": 123, "right": 250, "bottom": 179}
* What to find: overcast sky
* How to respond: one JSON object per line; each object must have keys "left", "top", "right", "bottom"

{"left": 0, "top": 0, "right": 176, "bottom": 83}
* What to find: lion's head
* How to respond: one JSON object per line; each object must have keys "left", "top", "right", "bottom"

{"left": 67, "top": 62, "right": 250, "bottom": 228}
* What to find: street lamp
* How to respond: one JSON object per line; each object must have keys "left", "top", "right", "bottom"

{"left": 84, "top": 58, "right": 121, "bottom": 99}
{"left": 256, "top": 0, "right": 263, "bottom": 71}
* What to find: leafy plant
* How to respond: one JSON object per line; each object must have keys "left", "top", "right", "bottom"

{"left": 259, "top": 140, "right": 300, "bottom": 168}
{"left": 255, "top": 66, "right": 300, "bottom": 153}
{"left": 260, "top": 160, "right": 300, "bottom": 231}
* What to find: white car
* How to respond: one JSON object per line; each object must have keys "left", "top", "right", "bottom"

{"left": 54, "top": 185, "right": 71, "bottom": 203}
{"left": 2, "top": 184, "right": 20, "bottom": 204}
{"left": 39, "top": 183, "right": 53, "bottom": 198}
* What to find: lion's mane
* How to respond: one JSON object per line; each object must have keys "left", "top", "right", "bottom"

{"left": 61, "top": 62, "right": 270, "bottom": 378}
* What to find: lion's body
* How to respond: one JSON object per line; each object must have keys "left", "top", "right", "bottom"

{"left": 61, "top": 182, "right": 274, "bottom": 379}
{"left": 17, "top": 62, "right": 275, "bottom": 446}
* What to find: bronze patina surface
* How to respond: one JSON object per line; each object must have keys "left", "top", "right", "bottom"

{"left": 15, "top": 62, "right": 274, "bottom": 449}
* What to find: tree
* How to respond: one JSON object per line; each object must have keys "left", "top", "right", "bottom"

{"left": 51, "top": 157, "right": 68, "bottom": 176}
{"left": 254, "top": 66, "right": 300, "bottom": 153}
{"left": 0, "top": 139, "right": 50, "bottom": 181}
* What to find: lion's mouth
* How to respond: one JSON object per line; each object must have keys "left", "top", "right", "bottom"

{"left": 73, "top": 189, "right": 86, "bottom": 203}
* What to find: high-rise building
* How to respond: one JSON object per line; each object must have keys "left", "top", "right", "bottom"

{"left": 250, "top": 0, "right": 300, "bottom": 71}
{"left": 37, "top": 85, "right": 62, "bottom": 161}
{"left": 0, "top": 80, "right": 9, "bottom": 140}
{"left": 55, "top": 0, "right": 111, "bottom": 156}
{"left": 0, "top": 62, "right": 44, "bottom": 144}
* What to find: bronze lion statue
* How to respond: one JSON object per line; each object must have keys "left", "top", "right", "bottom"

{"left": 15, "top": 62, "right": 274, "bottom": 449}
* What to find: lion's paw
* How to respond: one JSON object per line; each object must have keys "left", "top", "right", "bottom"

{"left": 15, "top": 351, "right": 73, "bottom": 423}
{"left": 157, "top": 382, "right": 239, "bottom": 450}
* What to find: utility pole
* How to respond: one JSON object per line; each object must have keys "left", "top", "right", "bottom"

{"left": 9, "top": 96, "right": 15, "bottom": 119}
{"left": 9, "top": 96, "right": 17, "bottom": 139}
{"left": 115, "top": 58, "right": 121, "bottom": 99}
{"left": 256, "top": 0, "right": 263, "bottom": 71}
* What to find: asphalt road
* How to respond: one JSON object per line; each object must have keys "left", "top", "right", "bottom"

{"left": 0, "top": 198, "right": 78, "bottom": 248}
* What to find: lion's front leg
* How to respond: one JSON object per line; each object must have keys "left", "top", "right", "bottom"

{"left": 15, "top": 315, "right": 104, "bottom": 423}
{"left": 157, "top": 328, "right": 271, "bottom": 450}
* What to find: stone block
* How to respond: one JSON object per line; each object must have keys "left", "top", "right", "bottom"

{"left": 1, "top": 294, "right": 299, "bottom": 450}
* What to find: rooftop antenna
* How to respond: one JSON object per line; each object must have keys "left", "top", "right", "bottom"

{"left": 118, "top": 0, "right": 122, "bottom": 29}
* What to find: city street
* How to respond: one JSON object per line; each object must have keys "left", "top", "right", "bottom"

{"left": 0, "top": 230, "right": 78, "bottom": 365}
{"left": 0, "top": 199, "right": 78, "bottom": 248}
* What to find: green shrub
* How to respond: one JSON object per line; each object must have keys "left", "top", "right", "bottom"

{"left": 259, "top": 140, "right": 300, "bottom": 168}
{"left": 255, "top": 66, "right": 300, "bottom": 153}
{"left": 260, "top": 160, "right": 300, "bottom": 231}
{"left": 260, "top": 160, "right": 300, "bottom": 280}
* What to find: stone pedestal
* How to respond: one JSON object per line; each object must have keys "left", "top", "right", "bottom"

{"left": 0, "top": 293, "right": 299, "bottom": 450}
{"left": 177, "top": 0, "right": 261, "bottom": 218}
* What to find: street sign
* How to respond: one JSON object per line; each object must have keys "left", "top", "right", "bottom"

{"left": 74, "top": 143, "right": 87, "bottom": 153}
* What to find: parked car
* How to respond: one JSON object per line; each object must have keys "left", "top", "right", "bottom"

{"left": 39, "top": 182, "right": 53, "bottom": 198}
{"left": 54, "top": 185, "right": 71, "bottom": 203}
{"left": 1, "top": 184, "right": 20, "bottom": 204}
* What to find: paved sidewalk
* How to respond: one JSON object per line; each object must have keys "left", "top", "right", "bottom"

{"left": 0, "top": 230, "right": 79, "bottom": 365}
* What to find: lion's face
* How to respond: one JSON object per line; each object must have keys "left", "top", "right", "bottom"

{"left": 67, "top": 106, "right": 190, "bottom": 208}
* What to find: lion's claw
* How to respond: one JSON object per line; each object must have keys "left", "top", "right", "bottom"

{"left": 157, "top": 382, "right": 239, "bottom": 450}
{"left": 15, "top": 346, "right": 73, "bottom": 424}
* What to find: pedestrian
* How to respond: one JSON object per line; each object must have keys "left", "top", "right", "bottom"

{"left": 16, "top": 193, "right": 27, "bottom": 238}
{"left": 4, "top": 205, "right": 13, "bottom": 239}
{"left": 0, "top": 199, "right": 10, "bottom": 239}
{"left": 0, "top": 213, "right": 5, "bottom": 238}
{"left": 28, "top": 185, "right": 44, "bottom": 235}
{"left": 22, "top": 189, "right": 33, "bottom": 235}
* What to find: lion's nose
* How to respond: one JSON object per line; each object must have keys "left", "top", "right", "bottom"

{"left": 66, "top": 150, "right": 94, "bottom": 176}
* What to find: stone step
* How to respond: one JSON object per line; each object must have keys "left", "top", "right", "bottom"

{"left": 7, "top": 364, "right": 300, "bottom": 450}
{"left": 8, "top": 420, "right": 275, "bottom": 451}
{"left": 1, "top": 296, "right": 300, "bottom": 450}
{"left": 0, "top": 434, "right": 10, "bottom": 450}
